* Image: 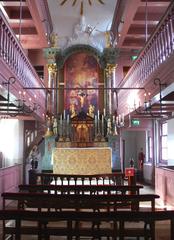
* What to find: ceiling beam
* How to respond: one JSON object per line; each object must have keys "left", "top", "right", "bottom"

{"left": 117, "top": 0, "right": 142, "bottom": 48}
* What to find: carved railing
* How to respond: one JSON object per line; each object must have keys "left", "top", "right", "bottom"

{"left": 118, "top": 2, "right": 174, "bottom": 89}
{"left": 0, "top": 10, "right": 46, "bottom": 119}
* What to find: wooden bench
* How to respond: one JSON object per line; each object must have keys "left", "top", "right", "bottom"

{"left": 18, "top": 184, "right": 143, "bottom": 195}
{"left": 1, "top": 209, "right": 174, "bottom": 240}
{"left": 30, "top": 172, "right": 125, "bottom": 185}
{"left": 2, "top": 191, "right": 160, "bottom": 239}
{"left": 2, "top": 191, "right": 159, "bottom": 212}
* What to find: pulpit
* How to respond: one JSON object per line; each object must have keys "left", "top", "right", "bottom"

{"left": 71, "top": 111, "right": 94, "bottom": 147}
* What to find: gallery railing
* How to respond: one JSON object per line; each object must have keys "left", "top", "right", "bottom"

{"left": 119, "top": 2, "right": 174, "bottom": 89}
{"left": 0, "top": 9, "right": 46, "bottom": 119}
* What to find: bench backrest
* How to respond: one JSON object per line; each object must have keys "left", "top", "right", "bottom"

{"left": 2, "top": 192, "right": 159, "bottom": 211}
{"left": 1, "top": 209, "right": 174, "bottom": 240}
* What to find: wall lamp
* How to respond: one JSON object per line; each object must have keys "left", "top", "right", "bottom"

{"left": 0, "top": 77, "right": 40, "bottom": 117}
{"left": 134, "top": 78, "right": 167, "bottom": 117}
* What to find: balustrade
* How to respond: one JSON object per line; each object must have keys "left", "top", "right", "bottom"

{"left": 119, "top": 3, "right": 174, "bottom": 91}
{"left": 117, "top": 3, "right": 174, "bottom": 116}
{"left": 0, "top": 10, "right": 46, "bottom": 118}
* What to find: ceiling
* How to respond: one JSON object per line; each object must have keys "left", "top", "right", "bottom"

{"left": 47, "top": 0, "right": 117, "bottom": 50}
{"left": 0, "top": 0, "right": 172, "bottom": 119}
{"left": 115, "top": 0, "right": 171, "bottom": 50}
{"left": 0, "top": 0, "right": 171, "bottom": 51}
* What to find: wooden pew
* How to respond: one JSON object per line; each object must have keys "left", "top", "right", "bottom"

{"left": 18, "top": 184, "right": 143, "bottom": 195}
{"left": 31, "top": 172, "right": 125, "bottom": 186}
{"left": 2, "top": 191, "right": 159, "bottom": 212}
{"left": 1, "top": 209, "right": 174, "bottom": 240}
{"left": 1, "top": 191, "right": 159, "bottom": 239}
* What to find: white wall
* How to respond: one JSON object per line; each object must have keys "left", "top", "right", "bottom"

{"left": 0, "top": 119, "right": 24, "bottom": 167}
{"left": 167, "top": 118, "right": 174, "bottom": 165}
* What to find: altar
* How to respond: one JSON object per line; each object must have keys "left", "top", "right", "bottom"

{"left": 52, "top": 147, "right": 112, "bottom": 175}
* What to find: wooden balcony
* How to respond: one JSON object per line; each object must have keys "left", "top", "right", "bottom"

{"left": 0, "top": 9, "right": 46, "bottom": 121}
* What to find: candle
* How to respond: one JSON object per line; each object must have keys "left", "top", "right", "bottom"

{"left": 134, "top": 99, "right": 136, "bottom": 108}
{"left": 67, "top": 114, "right": 69, "bottom": 124}
{"left": 97, "top": 110, "right": 100, "bottom": 120}
{"left": 95, "top": 115, "right": 97, "bottom": 124}
{"left": 118, "top": 114, "right": 121, "bottom": 123}
{"left": 101, "top": 115, "right": 104, "bottom": 136}
{"left": 122, "top": 113, "right": 124, "bottom": 122}
{"left": 112, "top": 115, "right": 115, "bottom": 123}
{"left": 63, "top": 109, "right": 66, "bottom": 120}
{"left": 103, "top": 108, "right": 106, "bottom": 117}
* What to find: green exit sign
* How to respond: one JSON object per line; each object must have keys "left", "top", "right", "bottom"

{"left": 131, "top": 119, "right": 140, "bottom": 126}
{"left": 131, "top": 55, "right": 138, "bottom": 61}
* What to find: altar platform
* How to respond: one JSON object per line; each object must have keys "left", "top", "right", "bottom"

{"left": 52, "top": 147, "right": 112, "bottom": 175}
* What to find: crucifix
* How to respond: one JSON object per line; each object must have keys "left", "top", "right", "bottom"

{"left": 77, "top": 90, "right": 87, "bottom": 109}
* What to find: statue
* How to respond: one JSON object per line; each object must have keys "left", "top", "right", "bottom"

{"left": 87, "top": 104, "right": 95, "bottom": 118}
{"left": 105, "top": 30, "right": 117, "bottom": 48}
{"left": 107, "top": 118, "right": 112, "bottom": 135}
{"left": 70, "top": 103, "right": 77, "bottom": 118}
{"left": 50, "top": 32, "right": 58, "bottom": 48}
{"left": 45, "top": 117, "right": 54, "bottom": 137}
{"left": 29, "top": 145, "right": 40, "bottom": 170}
{"left": 73, "top": 15, "right": 86, "bottom": 39}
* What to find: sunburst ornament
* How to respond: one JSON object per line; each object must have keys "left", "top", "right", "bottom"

{"left": 60, "top": 0, "right": 105, "bottom": 16}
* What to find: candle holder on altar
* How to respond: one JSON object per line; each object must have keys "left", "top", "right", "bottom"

{"left": 94, "top": 115, "right": 98, "bottom": 142}
{"left": 58, "top": 114, "right": 64, "bottom": 141}
{"left": 65, "top": 114, "right": 70, "bottom": 141}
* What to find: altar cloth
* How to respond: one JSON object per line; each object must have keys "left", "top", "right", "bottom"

{"left": 52, "top": 147, "right": 112, "bottom": 175}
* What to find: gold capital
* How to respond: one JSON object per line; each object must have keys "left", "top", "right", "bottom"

{"left": 47, "top": 64, "right": 57, "bottom": 73}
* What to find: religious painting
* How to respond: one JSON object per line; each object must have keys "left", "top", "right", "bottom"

{"left": 64, "top": 52, "right": 99, "bottom": 114}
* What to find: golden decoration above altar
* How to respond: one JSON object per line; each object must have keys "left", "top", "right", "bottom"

{"left": 59, "top": 0, "right": 105, "bottom": 16}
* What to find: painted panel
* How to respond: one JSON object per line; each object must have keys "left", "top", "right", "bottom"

{"left": 64, "top": 52, "right": 99, "bottom": 113}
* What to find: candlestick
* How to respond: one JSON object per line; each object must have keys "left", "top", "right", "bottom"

{"left": 60, "top": 114, "right": 62, "bottom": 125}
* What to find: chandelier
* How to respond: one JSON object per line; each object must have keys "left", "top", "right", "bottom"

{"left": 0, "top": 77, "right": 40, "bottom": 117}
{"left": 60, "top": 0, "right": 105, "bottom": 15}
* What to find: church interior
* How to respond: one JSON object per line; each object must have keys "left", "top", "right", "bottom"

{"left": 0, "top": 0, "right": 174, "bottom": 239}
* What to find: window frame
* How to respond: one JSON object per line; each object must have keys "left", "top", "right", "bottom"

{"left": 148, "top": 136, "right": 153, "bottom": 163}
{"left": 160, "top": 121, "right": 168, "bottom": 164}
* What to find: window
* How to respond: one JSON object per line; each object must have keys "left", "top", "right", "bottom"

{"left": 148, "top": 136, "right": 152, "bottom": 162}
{"left": 123, "top": 66, "right": 131, "bottom": 77}
{"left": 34, "top": 65, "right": 44, "bottom": 80}
{"left": 160, "top": 122, "right": 168, "bottom": 163}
